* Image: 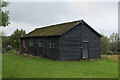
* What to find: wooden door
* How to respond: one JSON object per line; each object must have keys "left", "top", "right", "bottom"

{"left": 82, "top": 42, "right": 89, "bottom": 59}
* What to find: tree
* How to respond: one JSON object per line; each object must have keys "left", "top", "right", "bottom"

{"left": 9, "top": 29, "right": 26, "bottom": 50}
{"left": 0, "top": 31, "right": 8, "bottom": 49}
{"left": 0, "top": 1, "right": 10, "bottom": 27}
{"left": 100, "top": 34, "right": 110, "bottom": 54}
{"left": 2, "top": 36, "right": 9, "bottom": 49}
{"left": 118, "top": 34, "right": 120, "bottom": 50}
{"left": 0, "top": 31, "right": 6, "bottom": 53}
{"left": 109, "top": 33, "right": 118, "bottom": 51}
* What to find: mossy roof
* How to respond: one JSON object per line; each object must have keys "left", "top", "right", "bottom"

{"left": 24, "top": 19, "right": 102, "bottom": 37}
{"left": 24, "top": 20, "right": 82, "bottom": 37}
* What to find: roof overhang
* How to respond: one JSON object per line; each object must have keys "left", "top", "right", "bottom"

{"left": 20, "top": 35, "right": 60, "bottom": 39}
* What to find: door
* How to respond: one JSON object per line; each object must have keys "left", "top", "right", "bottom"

{"left": 82, "top": 42, "right": 89, "bottom": 59}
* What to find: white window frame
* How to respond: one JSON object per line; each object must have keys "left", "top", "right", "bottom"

{"left": 50, "top": 41, "right": 55, "bottom": 48}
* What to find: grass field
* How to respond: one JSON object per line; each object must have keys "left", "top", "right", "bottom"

{"left": 2, "top": 53, "right": 118, "bottom": 78}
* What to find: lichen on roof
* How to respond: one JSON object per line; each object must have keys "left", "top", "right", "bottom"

{"left": 24, "top": 20, "right": 82, "bottom": 37}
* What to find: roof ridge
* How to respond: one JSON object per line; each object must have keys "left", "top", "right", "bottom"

{"left": 36, "top": 19, "right": 82, "bottom": 30}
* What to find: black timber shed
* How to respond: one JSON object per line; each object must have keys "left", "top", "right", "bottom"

{"left": 20, "top": 20, "right": 102, "bottom": 60}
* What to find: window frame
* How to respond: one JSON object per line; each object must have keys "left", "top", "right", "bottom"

{"left": 50, "top": 41, "right": 55, "bottom": 49}
{"left": 38, "top": 40, "right": 43, "bottom": 47}
{"left": 29, "top": 40, "right": 34, "bottom": 46}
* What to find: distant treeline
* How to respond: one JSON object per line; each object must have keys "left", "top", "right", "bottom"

{"left": 101, "top": 33, "right": 120, "bottom": 55}
{"left": 1, "top": 29, "right": 26, "bottom": 53}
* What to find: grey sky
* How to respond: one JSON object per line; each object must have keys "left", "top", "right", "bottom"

{"left": 0, "top": 2, "right": 118, "bottom": 36}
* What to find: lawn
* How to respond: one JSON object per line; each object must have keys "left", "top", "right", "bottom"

{"left": 2, "top": 53, "right": 118, "bottom": 78}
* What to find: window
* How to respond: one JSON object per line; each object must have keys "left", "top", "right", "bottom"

{"left": 29, "top": 40, "right": 34, "bottom": 46}
{"left": 23, "top": 40, "right": 25, "bottom": 48}
{"left": 38, "top": 41, "right": 42, "bottom": 47}
{"left": 50, "top": 41, "right": 55, "bottom": 48}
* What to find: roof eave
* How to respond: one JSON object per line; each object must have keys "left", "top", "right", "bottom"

{"left": 20, "top": 35, "right": 61, "bottom": 39}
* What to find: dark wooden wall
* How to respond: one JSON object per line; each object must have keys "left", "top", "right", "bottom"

{"left": 60, "top": 23, "right": 82, "bottom": 60}
{"left": 21, "top": 38, "right": 36, "bottom": 56}
{"left": 82, "top": 24, "right": 101, "bottom": 59}
{"left": 45, "top": 37, "right": 60, "bottom": 60}
{"left": 35, "top": 37, "right": 45, "bottom": 57}
{"left": 21, "top": 37, "right": 60, "bottom": 60}
{"left": 60, "top": 22, "right": 101, "bottom": 60}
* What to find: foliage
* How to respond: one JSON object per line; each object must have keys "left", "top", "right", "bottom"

{"left": 2, "top": 36, "right": 9, "bottom": 49}
{"left": 0, "top": 1, "right": 10, "bottom": 27}
{"left": 7, "top": 49, "right": 17, "bottom": 54}
{"left": 2, "top": 36, "right": 13, "bottom": 53}
{"left": 105, "top": 51, "right": 120, "bottom": 55}
{"left": 100, "top": 34, "right": 110, "bottom": 54}
{"left": 9, "top": 29, "right": 26, "bottom": 50}
{"left": 1, "top": 1, "right": 9, "bottom": 7}
{"left": 0, "top": 36, "right": 1, "bottom": 53}
{"left": 118, "top": 41, "right": 120, "bottom": 50}
{"left": 101, "top": 33, "right": 119, "bottom": 54}
{"left": 109, "top": 33, "right": 119, "bottom": 51}
{"left": 2, "top": 54, "right": 118, "bottom": 78}
{"left": 1, "top": 11, "right": 10, "bottom": 26}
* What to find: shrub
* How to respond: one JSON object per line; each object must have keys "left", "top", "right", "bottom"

{"left": 113, "top": 51, "right": 118, "bottom": 55}
{"left": 118, "top": 52, "right": 120, "bottom": 55}
{"left": 2, "top": 48, "right": 7, "bottom": 53}
{"left": 7, "top": 49, "right": 17, "bottom": 54}
{"left": 105, "top": 51, "right": 119, "bottom": 55}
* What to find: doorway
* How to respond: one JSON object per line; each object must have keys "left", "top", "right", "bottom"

{"left": 82, "top": 42, "right": 89, "bottom": 59}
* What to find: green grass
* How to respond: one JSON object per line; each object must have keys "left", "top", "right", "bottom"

{"left": 2, "top": 54, "right": 118, "bottom": 78}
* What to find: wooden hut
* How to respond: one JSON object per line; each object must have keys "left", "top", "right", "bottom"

{"left": 20, "top": 20, "right": 102, "bottom": 60}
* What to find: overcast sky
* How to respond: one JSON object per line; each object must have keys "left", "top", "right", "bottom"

{"left": 0, "top": 1, "right": 118, "bottom": 37}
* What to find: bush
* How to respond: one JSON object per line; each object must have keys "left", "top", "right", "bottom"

{"left": 106, "top": 51, "right": 112, "bottom": 55}
{"left": 105, "top": 51, "right": 119, "bottom": 55}
{"left": 118, "top": 52, "right": 120, "bottom": 55}
{"left": 7, "top": 49, "right": 17, "bottom": 54}
{"left": 2, "top": 48, "right": 7, "bottom": 53}
{"left": 113, "top": 51, "right": 118, "bottom": 55}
